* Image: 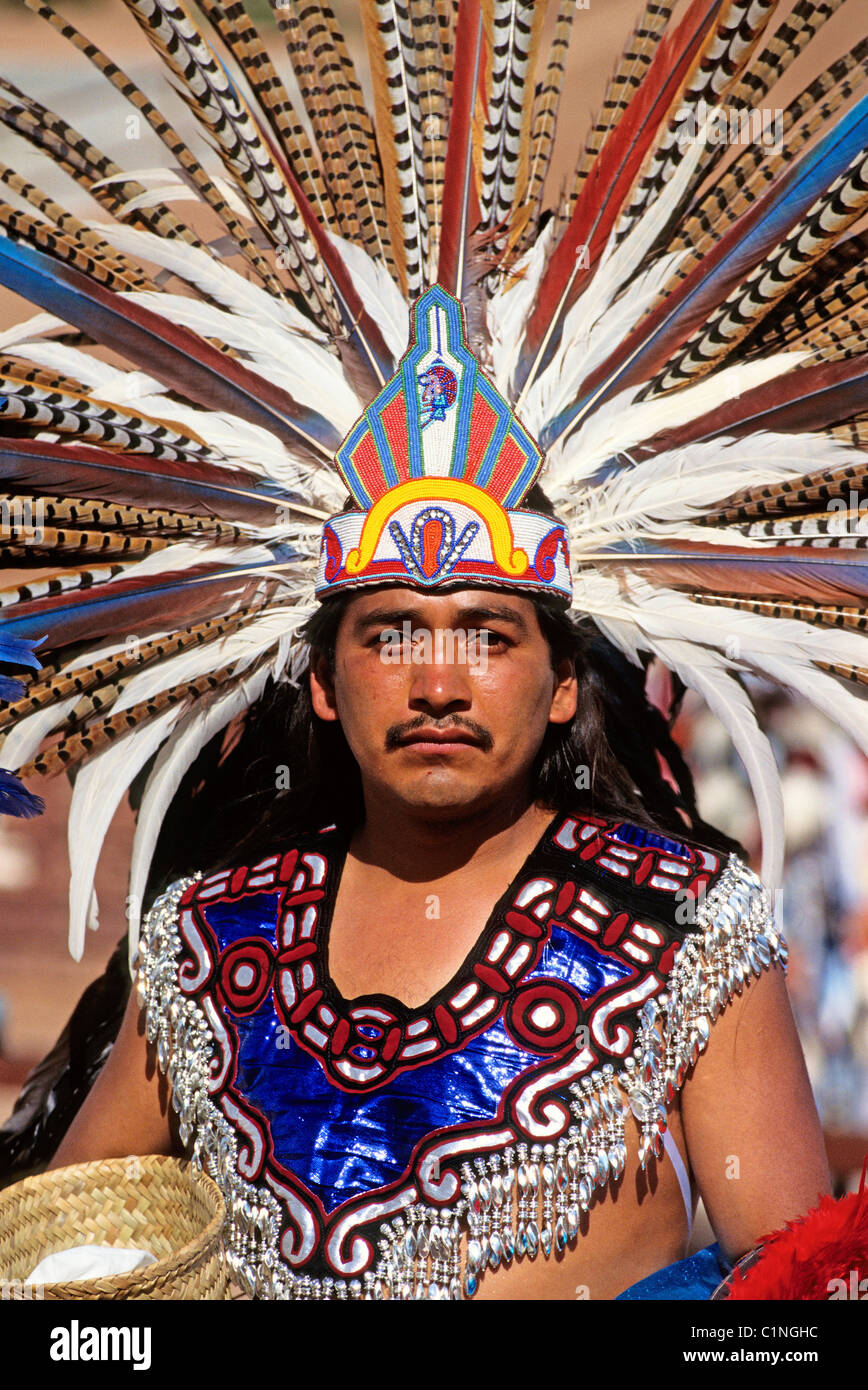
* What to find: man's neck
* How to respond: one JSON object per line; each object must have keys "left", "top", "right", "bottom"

{"left": 348, "top": 794, "right": 556, "bottom": 884}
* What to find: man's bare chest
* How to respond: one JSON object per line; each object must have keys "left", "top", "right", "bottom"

{"left": 328, "top": 874, "right": 512, "bottom": 1008}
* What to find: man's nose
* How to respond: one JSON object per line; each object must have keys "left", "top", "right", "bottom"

{"left": 407, "top": 634, "right": 474, "bottom": 711}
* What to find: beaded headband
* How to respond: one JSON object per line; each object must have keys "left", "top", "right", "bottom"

{"left": 315, "top": 286, "right": 571, "bottom": 599}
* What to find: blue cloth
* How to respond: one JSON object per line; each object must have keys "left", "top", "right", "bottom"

{"left": 616, "top": 1243, "right": 729, "bottom": 1300}
{"left": 203, "top": 889, "right": 633, "bottom": 1213}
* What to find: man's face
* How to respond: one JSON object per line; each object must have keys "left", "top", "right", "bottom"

{"left": 309, "top": 586, "right": 578, "bottom": 821}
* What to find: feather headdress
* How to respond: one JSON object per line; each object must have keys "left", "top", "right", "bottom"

{"left": 2, "top": 0, "right": 868, "bottom": 961}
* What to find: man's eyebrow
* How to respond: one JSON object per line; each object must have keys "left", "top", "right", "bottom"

{"left": 350, "top": 604, "right": 530, "bottom": 632}
{"left": 350, "top": 607, "right": 426, "bottom": 630}
{"left": 451, "top": 605, "right": 530, "bottom": 632}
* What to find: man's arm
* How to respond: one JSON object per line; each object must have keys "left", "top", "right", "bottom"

{"left": 680, "top": 960, "right": 831, "bottom": 1265}
{"left": 48, "top": 983, "right": 176, "bottom": 1168}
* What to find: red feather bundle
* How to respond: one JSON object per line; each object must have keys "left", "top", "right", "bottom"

{"left": 726, "top": 1166, "right": 868, "bottom": 1300}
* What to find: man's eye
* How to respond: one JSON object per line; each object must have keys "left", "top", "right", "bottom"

{"left": 472, "top": 629, "right": 508, "bottom": 651}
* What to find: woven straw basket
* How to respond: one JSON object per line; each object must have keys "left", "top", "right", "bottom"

{"left": 0, "top": 1155, "right": 227, "bottom": 1299}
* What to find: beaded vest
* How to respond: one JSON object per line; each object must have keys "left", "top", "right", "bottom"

{"left": 138, "top": 811, "right": 784, "bottom": 1300}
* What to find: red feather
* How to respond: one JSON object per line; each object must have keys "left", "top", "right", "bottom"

{"left": 437, "top": 0, "right": 486, "bottom": 297}
{"left": 517, "top": 0, "right": 726, "bottom": 391}
{"left": 726, "top": 1163, "right": 868, "bottom": 1300}
{"left": 593, "top": 539, "right": 868, "bottom": 609}
{"left": 1, "top": 558, "right": 275, "bottom": 649}
{"left": 0, "top": 437, "right": 285, "bottom": 525}
{"left": 637, "top": 353, "right": 868, "bottom": 458}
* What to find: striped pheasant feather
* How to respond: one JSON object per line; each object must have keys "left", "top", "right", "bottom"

{"left": 522, "top": 0, "right": 574, "bottom": 239}
{"left": 122, "top": 0, "right": 345, "bottom": 332}
{"left": 25, "top": 0, "right": 291, "bottom": 297}
{"left": 407, "top": 2, "right": 449, "bottom": 281}
{"left": 663, "top": 39, "right": 868, "bottom": 293}
{"left": 197, "top": 0, "right": 337, "bottom": 229}
{"left": 360, "top": 0, "right": 428, "bottom": 296}
{"left": 655, "top": 138, "right": 868, "bottom": 389}
{"left": 615, "top": 0, "right": 778, "bottom": 238}
{"left": 0, "top": 81, "right": 199, "bottom": 247}
{"left": 567, "top": 0, "right": 674, "bottom": 209}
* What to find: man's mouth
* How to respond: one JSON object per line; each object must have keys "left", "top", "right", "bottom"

{"left": 389, "top": 722, "right": 495, "bottom": 756}
{"left": 397, "top": 728, "right": 483, "bottom": 748}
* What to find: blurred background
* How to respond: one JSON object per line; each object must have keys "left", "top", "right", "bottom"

{"left": 0, "top": 0, "right": 866, "bottom": 1221}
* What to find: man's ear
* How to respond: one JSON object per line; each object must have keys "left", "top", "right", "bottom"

{"left": 310, "top": 650, "right": 340, "bottom": 723}
{"left": 549, "top": 657, "right": 578, "bottom": 726}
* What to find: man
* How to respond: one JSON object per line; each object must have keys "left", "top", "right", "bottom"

{"left": 49, "top": 293, "right": 834, "bottom": 1289}
{"left": 0, "top": 0, "right": 860, "bottom": 1304}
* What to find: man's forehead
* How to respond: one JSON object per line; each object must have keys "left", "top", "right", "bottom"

{"left": 340, "top": 585, "right": 538, "bottom": 627}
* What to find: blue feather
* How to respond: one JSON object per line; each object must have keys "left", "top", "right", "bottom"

{"left": 0, "top": 676, "right": 25, "bottom": 700}
{"left": 0, "top": 632, "right": 45, "bottom": 671}
{"left": 0, "top": 769, "right": 44, "bottom": 818}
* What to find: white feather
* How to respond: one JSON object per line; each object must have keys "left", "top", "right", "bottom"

{"left": 565, "top": 434, "right": 868, "bottom": 545}
{"left": 523, "top": 253, "right": 685, "bottom": 437}
{"left": 114, "top": 609, "right": 302, "bottom": 712}
{"left": 113, "top": 184, "right": 205, "bottom": 215}
{"left": 0, "top": 697, "right": 78, "bottom": 771}
{"left": 650, "top": 635, "right": 784, "bottom": 886}
{"left": 568, "top": 569, "right": 868, "bottom": 885}
{"left": 0, "top": 314, "right": 69, "bottom": 349}
{"left": 576, "top": 573, "right": 868, "bottom": 678}
{"left": 544, "top": 354, "right": 807, "bottom": 490}
{"left": 67, "top": 705, "right": 182, "bottom": 960}
{"left": 759, "top": 656, "right": 868, "bottom": 761}
{"left": 581, "top": 581, "right": 784, "bottom": 882}
{"left": 119, "top": 290, "right": 362, "bottom": 432}
{"left": 92, "top": 169, "right": 252, "bottom": 223}
{"left": 326, "top": 230, "right": 409, "bottom": 362}
{"left": 0, "top": 338, "right": 167, "bottom": 399}
{"left": 90, "top": 389, "right": 345, "bottom": 504}
{"left": 99, "top": 222, "right": 321, "bottom": 339}
{"left": 516, "top": 119, "right": 710, "bottom": 424}
{"left": 486, "top": 220, "right": 559, "bottom": 393}
{"left": 126, "top": 663, "right": 276, "bottom": 964}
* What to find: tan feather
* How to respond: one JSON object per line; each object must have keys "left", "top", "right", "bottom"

{"left": 696, "top": 590, "right": 868, "bottom": 634}
{"left": 19, "top": 663, "right": 240, "bottom": 779}
{"left": 523, "top": 0, "right": 575, "bottom": 232}
{"left": 699, "top": 457, "right": 868, "bottom": 525}
{"left": 0, "top": 160, "right": 155, "bottom": 291}
{"left": 317, "top": 2, "right": 395, "bottom": 269}
{"left": 0, "top": 612, "right": 248, "bottom": 733}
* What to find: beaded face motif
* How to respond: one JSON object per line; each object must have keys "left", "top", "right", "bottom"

{"left": 138, "top": 813, "right": 784, "bottom": 1299}
{"left": 315, "top": 286, "right": 572, "bottom": 599}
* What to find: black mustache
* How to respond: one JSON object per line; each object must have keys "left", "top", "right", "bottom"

{"left": 385, "top": 716, "right": 493, "bottom": 751}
